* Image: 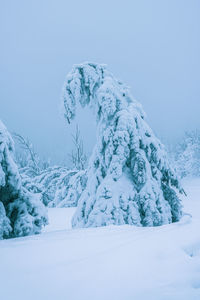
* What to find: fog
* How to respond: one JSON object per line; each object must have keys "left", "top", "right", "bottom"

{"left": 1, "top": 0, "right": 199, "bottom": 164}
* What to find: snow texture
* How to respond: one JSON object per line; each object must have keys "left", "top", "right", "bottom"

{"left": 0, "top": 120, "right": 48, "bottom": 239}
{"left": 21, "top": 166, "right": 87, "bottom": 208}
{"left": 0, "top": 178, "right": 199, "bottom": 300}
{"left": 62, "top": 62, "right": 183, "bottom": 228}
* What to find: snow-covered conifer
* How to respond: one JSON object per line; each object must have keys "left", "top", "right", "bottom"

{"left": 62, "top": 62, "right": 183, "bottom": 228}
{"left": 0, "top": 120, "right": 48, "bottom": 239}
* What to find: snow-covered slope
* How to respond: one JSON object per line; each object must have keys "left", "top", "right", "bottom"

{"left": 0, "top": 179, "right": 200, "bottom": 300}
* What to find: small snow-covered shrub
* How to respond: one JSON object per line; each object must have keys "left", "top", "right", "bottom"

{"left": 21, "top": 166, "right": 87, "bottom": 208}
{"left": 62, "top": 62, "right": 184, "bottom": 228}
{"left": 0, "top": 120, "right": 48, "bottom": 239}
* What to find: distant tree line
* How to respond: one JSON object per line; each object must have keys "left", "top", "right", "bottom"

{"left": 168, "top": 130, "right": 200, "bottom": 178}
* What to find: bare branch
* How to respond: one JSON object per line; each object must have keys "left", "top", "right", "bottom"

{"left": 69, "top": 125, "right": 87, "bottom": 170}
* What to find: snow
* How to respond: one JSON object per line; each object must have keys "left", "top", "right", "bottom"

{"left": 21, "top": 166, "right": 87, "bottom": 208}
{"left": 0, "top": 178, "right": 200, "bottom": 300}
{"left": 0, "top": 120, "right": 47, "bottom": 239}
{"left": 62, "top": 62, "right": 183, "bottom": 228}
{"left": 44, "top": 207, "right": 76, "bottom": 232}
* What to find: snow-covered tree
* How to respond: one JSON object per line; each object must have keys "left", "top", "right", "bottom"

{"left": 0, "top": 120, "right": 48, "bottom": 239}
{"left": 172, "top": 131, "right": 200, "bottom": 178}
{"left": 62, "top": 62, "right": 183, "bottom": 228}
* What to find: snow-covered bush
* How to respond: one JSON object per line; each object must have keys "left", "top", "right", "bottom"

{"left": 21, "top": 166, "right": 87, "bottom": 207}
{"left": 171, "top": 131, "right": 200, "bottom": 178}
{"left": 62, "top": 62, "right": 183, "bottom": 228}
{"left": 0, "top": 120, "right": 48, "bottom": 239}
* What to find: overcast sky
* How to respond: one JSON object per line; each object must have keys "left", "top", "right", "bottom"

{"left": 1, "top": 0, "right": 200, "bottom": 164}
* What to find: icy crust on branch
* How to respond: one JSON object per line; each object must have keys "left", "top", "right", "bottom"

{"left": 62, "top": 62, "right": 183, "bottom": 228}
{"left": 21, "top": 166, "right": 87, "bottom": 208}
{"left": 0, "top": 120, "right": 47, "bottom": 239}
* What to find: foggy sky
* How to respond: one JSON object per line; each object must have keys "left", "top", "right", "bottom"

{"left": 1, "top": 0, "right": 200, "bottom": 164}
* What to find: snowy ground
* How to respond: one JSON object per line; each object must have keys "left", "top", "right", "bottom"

{"left": 0, "top": 179, "right": 200, "bottom": 300}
